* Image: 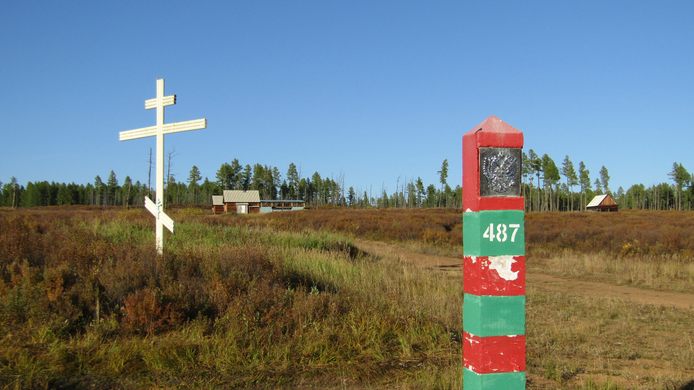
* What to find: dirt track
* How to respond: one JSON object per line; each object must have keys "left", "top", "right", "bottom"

{"left": 355, "top": 239, "right": 694, "bottom": 311}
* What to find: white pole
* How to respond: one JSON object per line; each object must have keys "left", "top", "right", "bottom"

{"left": 155, "top": 79, "right": 165, "bottom": 254}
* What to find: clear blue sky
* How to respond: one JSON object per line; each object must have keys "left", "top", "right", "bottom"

{"left": 1, "top": 1, "right": 693, "bottom": 194}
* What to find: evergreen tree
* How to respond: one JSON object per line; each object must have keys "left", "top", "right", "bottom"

{"left": 578, "top": 161, "right": 591, "bottom": 210}
{"left": 599, "top": 166, "right": 610, "bottom": 194}
{"left": 347, "top": 186, "right": 356, "bottom": 207}
{"left": 229, "top": 159, "right": 243, "bottom": 189}
{"left": 561, "top": 155, "right": 578, "bottom": 211}
{"left": 242, "top": 165, "right": 252, "bottom": 190}
{"left": 287, "top": 163, "right": 299, "bottom": 199}
{"left": 188, "top": 165, "right": 201, "bottom": 204}
{"left": 527, "top": 149, "right": 543, "bottom": 211}
{"left": 216, "top": 163, "right": 233, "bottom": 190}
{"left": 437, "top": 159, "right": 448, "bottom": 207}
{"left": 542, "top": 154, "right": 560, "bottom": 211}
{"left": 311, "top": 172, "right": 322, "bottom": 206}
{"left": 94, "top": 176, "right": 104, "bottom": 206}
{"left": 415, "top": 177, "right": 425, "bottom": 207}
{"left": 107, "top": 170, "right": 118, "bottom": 205}
{"left": 594, "top": 178, "right": 603, "bottom": 195}
{"left": 668, "top": 162, "right": 690, "bottom": 210}
{"left": 123, "top": 176, "right": 133, "bottom": 207}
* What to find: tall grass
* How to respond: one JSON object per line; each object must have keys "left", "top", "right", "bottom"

{"left": 0, "top": 208, "right": 692, "bottom": 388}
{"left": 530, "top": 251, "right": 694, "bottom": 292}
{"left": 0, "top": 209, "right": 460, "bottom": 388}
{"left": 218, "top": 208, "right": 694, "bottom": 292}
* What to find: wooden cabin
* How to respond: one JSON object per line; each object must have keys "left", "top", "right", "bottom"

{"left": 211, "top": 195, "right": 225, "bottom": 214}
{"left": 212, "top": 191, "right": 305, "bottom": 214}
{"left": 586, "top": 194, "right": 618, "bottom": 212}
{"left": 221, "top": 190, "right": 261, "bottom": 214}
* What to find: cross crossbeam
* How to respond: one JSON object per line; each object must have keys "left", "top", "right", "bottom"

{"left": 144, "top": 196, "right": 174, "bottom": 233}
{"left": 119, "top": 78, "right": 206, "bottom": 254}
{"left": 119, "top": 118, "right": 207, "bottom": 141}
{"left": 145, "top": 95, "right": 175, "bottom": 109}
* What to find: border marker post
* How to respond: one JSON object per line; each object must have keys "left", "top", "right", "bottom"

{"left": 462, "top": 116, "right": 526, "bottom": 389}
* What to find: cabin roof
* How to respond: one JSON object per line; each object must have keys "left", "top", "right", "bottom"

{"left": 586, "top": 194, "right": 620, "bottom": 208}
{"left": 223, "top": 190, "right": 260, "bottom": 203}
{"left": 586, "top": 194, "right": 608, "bottom": 208}
{"left": 212, "top": 195, "right": 224, "bottom": 206}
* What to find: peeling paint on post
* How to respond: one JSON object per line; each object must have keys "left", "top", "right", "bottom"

{"left": 462, "top": 116, "right": 525, "bottom": 389}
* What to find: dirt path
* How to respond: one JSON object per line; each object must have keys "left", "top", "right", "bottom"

{"left": 354, "top": 239, "right": 694, "bottom": 311}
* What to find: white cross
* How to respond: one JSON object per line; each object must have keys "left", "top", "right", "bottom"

{"left": 119, "top": 78, "right": 206, "bottom": 254}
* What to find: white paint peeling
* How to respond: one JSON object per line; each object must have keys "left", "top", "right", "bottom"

{"left": 471, "top": 256, "right": 477, "bottom": 264}
{"left": 465, "top": 208, "right": 473, "bottom": 213}
{"left": 488, "top": 255, "right": 519, "bottom": 281}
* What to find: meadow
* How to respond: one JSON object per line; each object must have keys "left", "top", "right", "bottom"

{"left": 0, "top": 207, "right": 692, "bottom": 389}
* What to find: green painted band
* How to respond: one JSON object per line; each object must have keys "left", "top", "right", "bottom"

{"left": 463, "top": 210, "right": 525, "bottom": 256}
{"left": 463, "top": 367, "right": 526, "bottom": 390}
{"left": 463, "top": 293, "right": 525, "bottom": 337}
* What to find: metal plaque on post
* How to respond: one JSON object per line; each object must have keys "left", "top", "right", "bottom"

{"left": 479, "top": 147, "right": 522, "bottom": 197}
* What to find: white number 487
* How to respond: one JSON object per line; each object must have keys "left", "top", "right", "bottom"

{"left": 482, "top": 223, "right": 520, "bottom": 243}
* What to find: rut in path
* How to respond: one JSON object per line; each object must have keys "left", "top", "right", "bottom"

{"left": 354, "top": 239, "right": 694, "bottom": 311}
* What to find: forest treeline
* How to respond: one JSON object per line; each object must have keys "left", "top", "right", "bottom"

{"left": 1, "top": 153, "right": 693, "bottom": 211}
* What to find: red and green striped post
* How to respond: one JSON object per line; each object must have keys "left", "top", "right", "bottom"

{"left": 462, "top": 116, "right": 525, "bottom": 389}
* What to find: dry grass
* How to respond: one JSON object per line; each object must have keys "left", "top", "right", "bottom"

{"left": 218, "top": 208, "right": 694, "bottom": 292}
{"left": 0, "top": 207, "right": 692, "bottom": 388}
{"left": 224, "top": 208, "right": 694, "bottom": 258}
{"left": 0, "top": 208, "right": 460, "bottom": 388}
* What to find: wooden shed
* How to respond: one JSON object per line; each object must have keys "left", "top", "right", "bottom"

{"left": 259, "top": 199, "right": 306, "bottom": 213}
{"left": 222, "top": 190, "right": 261, "bottom": 214}
{"left": 586, "top": 194, "right": 618, "bottom": 212}
{"left": 211, "top": 195, "right": 225, "bottom": 214}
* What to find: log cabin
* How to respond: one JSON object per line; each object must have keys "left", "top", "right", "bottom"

{"left": 586, "top": 194, "right": 618, "bottom": 212}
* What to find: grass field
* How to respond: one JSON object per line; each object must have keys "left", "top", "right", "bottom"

{"left": 0, "top": 207, "right": 692, "bottom": 389}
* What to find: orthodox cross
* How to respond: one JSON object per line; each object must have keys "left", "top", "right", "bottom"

{"left": 119, "top": 78, "right": 206, "bottom": 254}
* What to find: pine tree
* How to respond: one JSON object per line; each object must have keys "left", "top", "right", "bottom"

{"left": 216, "top": 163, "right": 233, "bottom": 190}
{"left": 668, "top": 162, "right": 690, "bottom": 210}
{"left": 107, "top": 170, "right": 118, "bottom": 205}
{"left": 347, "top": 186, "right": 356, "bottom": 207}
{"left": 188, "top": 165, "right": 201, "bottom": 204}
{"left": 578, "top": 162, "right": 591, "bottom": 210}
{"left": 229, "top": 159, "right": 243, "bottom": 189}
{"left": 287, "top": 163, "right": 299, "bottom": 199}
{"left": 415, "top": 177, "right": 424, "bottom": 207}
{"left": 242, "top": 165, "right": 252, "bottom": 190}
{"left": 123, "top": 176, "right": 133, "bottom": 207}
{"left": 599, "top": 166, "right": 610, "bottom": 194}
{"left": 527, "top": 149, "right": 543, "bottom": 211}
{"left": 542, "top": 154, "right": 560, "bottom": 211}
{"left": 561, "top": 156, "right": 578, "bottom": 211}
{"left": 594, "top": 178, "right": 603, "bottom": 195}
{"left": 437, "top": 159, "right": 449, "bottom": 207}
{"left": 94, "top": 176, "right": 104, "bottom": 206}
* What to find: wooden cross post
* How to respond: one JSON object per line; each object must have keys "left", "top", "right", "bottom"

{"left": 462, "top": 116, "right": 526, "bottom": 388}
{"left": 119, "top": 78, "right": 206, "bottom": 255}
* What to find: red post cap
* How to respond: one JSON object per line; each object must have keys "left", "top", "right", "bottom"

{"left": 463, "top": 116, "right": 524, "bottom": 212}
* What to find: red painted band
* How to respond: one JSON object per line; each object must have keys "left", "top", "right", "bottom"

{"left": 463, "top": 256, "right": 525, "bottom": 296}
{"left": 463, "top": 332, "right": 526, "bottom": 374}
